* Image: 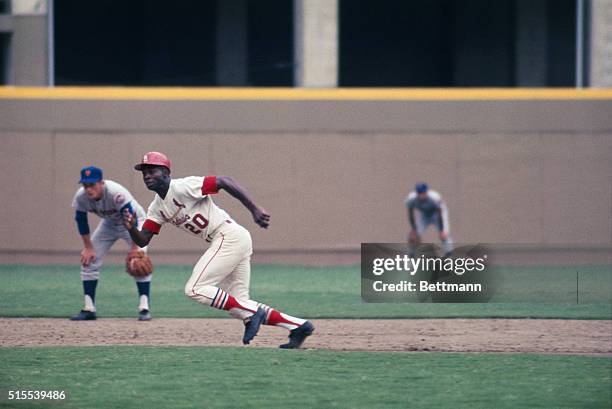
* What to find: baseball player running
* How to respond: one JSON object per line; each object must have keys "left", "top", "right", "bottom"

{"left": 406, "top": 182, "right": 454, "bottom": 257}
{"left": 123, "top": 152, "right": 314, "bottom": 349}
{"left": 71, "top": 166, "right": 153, "bottom": 321}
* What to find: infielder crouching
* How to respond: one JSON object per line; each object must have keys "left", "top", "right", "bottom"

{"left": 406, "top": 182, "right": 454, "bottom": 257}
{"left": 71, "top": 166, "right": 153, "bottom": 321}
{"left": 124, "top": 152, "right": 314, "bottom": 349}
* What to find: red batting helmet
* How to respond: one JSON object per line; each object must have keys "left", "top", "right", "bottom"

{"left": 134, "top": 152, "right": 172, "bottom": 172}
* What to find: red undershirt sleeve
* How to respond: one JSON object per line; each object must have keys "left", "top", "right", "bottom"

{"left": 201, "top": 176, "right": 218, "bottom": 195}
{"left": 142, "top": 219, "right": 161, "bottom": 234}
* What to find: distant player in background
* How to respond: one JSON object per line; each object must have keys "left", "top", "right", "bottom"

{"left": 71, "top": 166, "right": 152, "bottom": 321}
{"left": 406, "top": 182, "right": 454, "bottom": 257}
{"left": 124, "top": 152, "right": 314, "bottom": 349}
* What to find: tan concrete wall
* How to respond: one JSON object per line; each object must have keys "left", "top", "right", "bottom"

{"left": 0, "top": 96, "right": 611, "bottom": 263}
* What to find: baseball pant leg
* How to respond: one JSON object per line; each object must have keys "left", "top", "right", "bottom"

{"left": 78, "top": 221, "right": 117, "bottom": 311}
{"left": 433, "top": 208, "right": 454, "bottom": 255}
{"left": 221, "top": 255, "right": 251, "bottom": 298}
{"left": 417, "top": 214, "right": 433, "bottom": 236}
{"left": 219, "top": 255, "right": 255, "bottom": 320}
{"left": 221, "top": 229, "right": 306, "bottom": 330}
{"left": 222, "top": 225, "right": 253, "bottom": 301}
{"left": 409, "top": 215, "right": 430, "bottom": 257}
{"left": 80, "top": 221, "right": 117, "bottom": 281}
{"left": 440, "top": 205, "right": 454, "bottom": 255}
{"left": 184, "top": 224, "right": 260, "bottom": 319}
{"left": 184, "top": 223, "right": 306, "bottom": 329}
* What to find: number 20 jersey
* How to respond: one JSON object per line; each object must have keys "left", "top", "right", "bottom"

{"left": 142, "top": 176, "right": 231, "bottom": 239}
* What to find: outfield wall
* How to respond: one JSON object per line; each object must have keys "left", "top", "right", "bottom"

{"left": 1, "top": 88, "right": 611, "bottom": 264}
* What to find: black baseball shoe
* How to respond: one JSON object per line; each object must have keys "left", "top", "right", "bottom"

{"left": 138, "top": 309, "right": 152, "bottom": 321}
{"left": 279, "top": 321, "right": 314, "bottom": 349}
{"left": 243, "top": 308, "right": 267, "bottom": 345}
{"left": 70, "top": 310, "right": 97, "bottom": 321}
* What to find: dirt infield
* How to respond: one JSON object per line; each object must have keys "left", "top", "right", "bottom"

{"left": 1, "top": 318, "right": 611, "bottom": 355}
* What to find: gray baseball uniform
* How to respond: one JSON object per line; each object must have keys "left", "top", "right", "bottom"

{"left": 72, "top": 180, "right": 150, "bottom": 282}
{"left": 405, "top": 189, "right": 453, "bottom": 254}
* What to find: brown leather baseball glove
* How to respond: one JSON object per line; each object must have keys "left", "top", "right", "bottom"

{"left": 125, "top": 249, "right": 153, "bottom": 277}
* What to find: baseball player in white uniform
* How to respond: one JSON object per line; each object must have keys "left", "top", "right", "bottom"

{"left": 406, "top": 182, "right": 454, "bottom": 257}
{"left": 123, "top": 152, "right": 314, "bottom": 349}
{"left": 71, "top": 166, "right": 152, "bottom": 321}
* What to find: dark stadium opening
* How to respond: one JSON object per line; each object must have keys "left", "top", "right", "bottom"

{"left": 54, "top": 0, "right": 293, "bottom": 86}
{"left": 339, "top": 0, "right": 577, "bottom": 87}
{"left": 247, "top": 0, "right": 294, "bottom": 86}
{"left": 0, "top": 33, "right": 9, "bottom": 85}
{"left": 55, "top": 0, "right": 216, "bottom": 86}
{"left": 54, "top": 0, "right": 577, "bottom": 87}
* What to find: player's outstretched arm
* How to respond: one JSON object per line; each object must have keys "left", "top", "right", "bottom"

{"left": 216, "top": 176, "right": 270, "bottom": 228}
{"left": 123, "top": 209, "right": 155, "bottom": 247}
{"left": 436, "top": 208, "right": 448, "bottom": 239}
{"left": 436, "top": 207, "right": 445, "bottom": 231}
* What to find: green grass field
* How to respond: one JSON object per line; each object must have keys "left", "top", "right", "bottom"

{"left": 1, "top": 347, "right": 610, "bottom": 409}
{"left": 1, "top": 264, "right": 611, "bottom": 408}
{"left": 0, "top": 264, "right": 610, "bottom": 319}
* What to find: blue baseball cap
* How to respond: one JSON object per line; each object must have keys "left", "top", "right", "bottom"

{"left": 79, "top": 166, "right": 103, "bottom": 184}
{"left": 416, "top": 182, "right": 428, "bottom": 193}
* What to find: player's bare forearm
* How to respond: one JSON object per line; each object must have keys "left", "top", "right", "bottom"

{"left": 217, "top": 176, "right": 257, "bottom": 211}
{"left": 79, "top": 234, "right": 96, "bottom": 266}
{"left": 437, "top": 208, "right": 444, "bottom": 231}
{"left": 216, "top": 176, "right": 270, "bottom": 228}
{"left": 127, "top": 226, "right": 153, "bottom": 248}
{"left": 80, "top": 234, "right": 93, "bottom": 249}
{"left": 408, "top": 208, "right": 416, "bottom": 230}
{"left": 123, "top": 209, "right": 154, "bottom": 247}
